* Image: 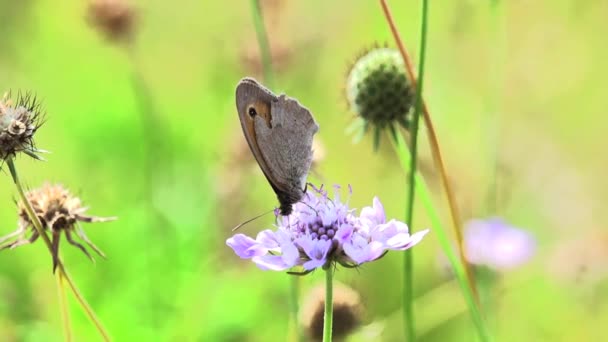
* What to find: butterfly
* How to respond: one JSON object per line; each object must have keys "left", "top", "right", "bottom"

{"left": 236, "top": 78, "right": 319, "bottom": 216}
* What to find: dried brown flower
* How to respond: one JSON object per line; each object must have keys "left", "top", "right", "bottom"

{"left": 0, "top": 92, "right": 44, "bottom": 161}
{"left": 87, "top": 0, "right": 136, "bottom": 43}
{"left": 300, "top": 283, "right": 364, "bottom": 341}
{"left": 0, "top": 183, "right": 116, "bottom": 271}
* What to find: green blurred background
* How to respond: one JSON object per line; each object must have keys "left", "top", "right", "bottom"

{"left": 0, "top": 0, "right": 607, "bottom": 341}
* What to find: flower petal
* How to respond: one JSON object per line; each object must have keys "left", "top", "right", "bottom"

{"left": 252, "top": 255, "right": 293, "bottom": 271}
{"left": 360, "top": 196, "right": 386, "bottom": 225}
{"left": 226, "top": 234, "right": 266, "bottom": 259}
{"left": 343, "top": 239, "right": 384, "bottom": 264}
{"left": 385, "top": 229, "right": 430, "bottom": 250}
{"left": 299, "top": 238, "right": 332, "bottom": 270}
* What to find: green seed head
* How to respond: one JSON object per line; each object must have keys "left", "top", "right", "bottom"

{"left": 346, "top": 48, "right": 414, "bottom": 149}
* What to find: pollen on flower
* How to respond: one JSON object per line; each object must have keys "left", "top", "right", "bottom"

{"left": 226, "top": 184, "right": 429, "bottom": 273}
{"left": 0, "top": 91, "right": 44, "bottom": 161}
{"left": 0, "top": 183, "right": 116, "bottom": 271}
{"left": 300, "top": 282, "right": 363, "bottom": 341}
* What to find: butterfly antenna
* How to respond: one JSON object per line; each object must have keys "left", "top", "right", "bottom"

{"left": 232, "top": 208, "right": 275, "bottom": 231}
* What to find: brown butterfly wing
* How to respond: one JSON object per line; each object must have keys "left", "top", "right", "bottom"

{"left": 255, "top": 94, "right": 319, "bottom": 203}
{"left": 236, "top": 78, "right": 278, "bottom": 189}
{"left": 235, "top": 78, "right": 319, "bottom": 213}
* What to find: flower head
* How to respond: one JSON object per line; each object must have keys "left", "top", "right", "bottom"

{"left": 464, "top": 217, "right": 535, "bottom": 271}
{"left": 0, "top": 183, "right": 116, "bottom": 271}
{"left": 300, "top": 282, "right": 363, "bottom": 341}
{"left": 0, "top": 92, "right": 44, "bottom": 161}
{"left": 346, "top": 47, "right": 415, "bottom": 150}
{"left": 227, "top": 185, "right": 429, "bottom": 272}
{"left": 87, "top": 0, "right": 136, "bottom": 43}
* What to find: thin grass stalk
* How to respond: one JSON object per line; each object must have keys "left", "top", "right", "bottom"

{"left": 249, "top": 2, "right": 303, "bottom": 341}
{"left": 399, "top": 0, "right": 429, "bottom": 340}
{"left": 6, "top": 157, "right": 111, "bottom": 342}
{"left": 322, "top": 267, "right": 334, "bottom": 342}
{"left": 391, "top": 134, "right": 491, "bottom": 342}
{"left": 378, "top": 0, "right": 479, "bottom": 305}
{"left": 250, "top": 0, "right": 274, "bottom": 87}
{"left": 484, "top": 0, "right": 505, "bottom": 215}
{"left": 289, "top": 277, "right": 303, "bottom": 342}
{"left": 125, "top": 46, "right": 171, "bottom": 329}
{"left": 56, "top": 271, "right": 72, "bottom": 342}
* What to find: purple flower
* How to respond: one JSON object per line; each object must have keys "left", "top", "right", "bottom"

{"left": 227, "top": 186, "right": 429, "bottom": 272}
{"left": 464, "top": 218, "right": 535, "bottom": 270}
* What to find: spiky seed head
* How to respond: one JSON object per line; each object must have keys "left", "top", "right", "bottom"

{"left": 346, "top": 48, "right": 415, "bottom": 149}
{"left": 87, "top": 0, "right": 136, "bottom": 43}
{"left": 0, "top": 92, "right": 43, "bottom": 161}
{"left": 300, "top": 283, "right": 364, "bottom": 341}
{"left": 19, "top": 184, "right": 87, "bottom": 232}
{"left": 0, "top": 183, "right": 116, "bottom": 271}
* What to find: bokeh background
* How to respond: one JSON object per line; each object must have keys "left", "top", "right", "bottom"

{"left": 0, "top": 0, "right": 607, "bottom": 341}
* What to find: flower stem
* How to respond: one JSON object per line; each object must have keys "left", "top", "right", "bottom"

{"left": 378, "top": 0, "right": 480, "bottom": 307}
{"left": 485, "top": 0, "right": 506, "bottom": 216}
{"left": 323, "top": 267, "right": 334, "bottom": 342}
{"left": 56, "top": 271, "right": 72, "bottom": 342}
{"left": 126, "top": 45, "right": 171, "bottom": 330}
{"left": 397, "top": 0, "right": 430, "bottom": 340}
{"left": 289, "top": 277, "right": 303, "bottom": 342}
{"left": 60, "top": 267, "right": 111, "bottom": 341}
{"left": 250, "top": 0, "right": 274, "bottom": 87}
{"left": 391, "top": 135, "right": 492, "bottom": 342}
{"left": 249, "top": 3, "right": 301, "bottom": 341}
{"left": 6, "top": 157, "right": 111, "bottom": 342}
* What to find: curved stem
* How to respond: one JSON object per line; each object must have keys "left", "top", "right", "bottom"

{"left": 56, "top": 271, "right": 72, "bottom": 342}
{"left": 322, "top": 267, "right": 334, "bottom": 342}
{"left": 6, "top": 157, "right": 111, "bottom": 342}
{"left": 378, "top": 0, "right": 479, "bottom": 306}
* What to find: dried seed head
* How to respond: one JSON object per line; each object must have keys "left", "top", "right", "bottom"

{"left": 0, "top": 92, "right": 43, "bottom": 161}
{"left": 0, "top": 183, "right": 116, "bottom": 271}
{"left": 19, "top": 184, "right": 86, "bottom": 232}
{"left": 345, "top": 47, "right": 415, "bottom": 150}
{"left": 87, "top": 0, "right": 136, "bottom": 43}
{"left": 300, "top": 283, "right": 364, "bottom": 341}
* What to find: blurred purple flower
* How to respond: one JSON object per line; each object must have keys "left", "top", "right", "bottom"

{"left": 464, "top": 218, "right": 535, "bottom": 270}
{"left": 226, "top": 185, "right": 429, "bottom": 272}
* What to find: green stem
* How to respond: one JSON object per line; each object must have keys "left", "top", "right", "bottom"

{"left": 56, "top": 271, "right": 72, "bottom": 342}
{"left": 400, "top": 0, "right": 429, "bottom": 340}
{"left": 379, "top": 0, "right": 480, "bottom": 313}
{"left": 127, "top": 46, "right": 171, "bottom": 330}
{"left": 391, "top": 135, "right": 492, "bottom": 342}
{"left": 250, "top": 0, "right": 274, "bottom": 87}
{"left": 323, "top": 267, "right": 334, "bottom": 342}
{"left": 485, "top": 0, "right": 505, "bottom": 216}
{"left": 289, "top": 277, "right": 302, "bottom": 342}
{"left": 6, "top": 157, "right": 111, "bottom": 342}
{"left": 250, "top": 3, "right": 298, "bottom": 340}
